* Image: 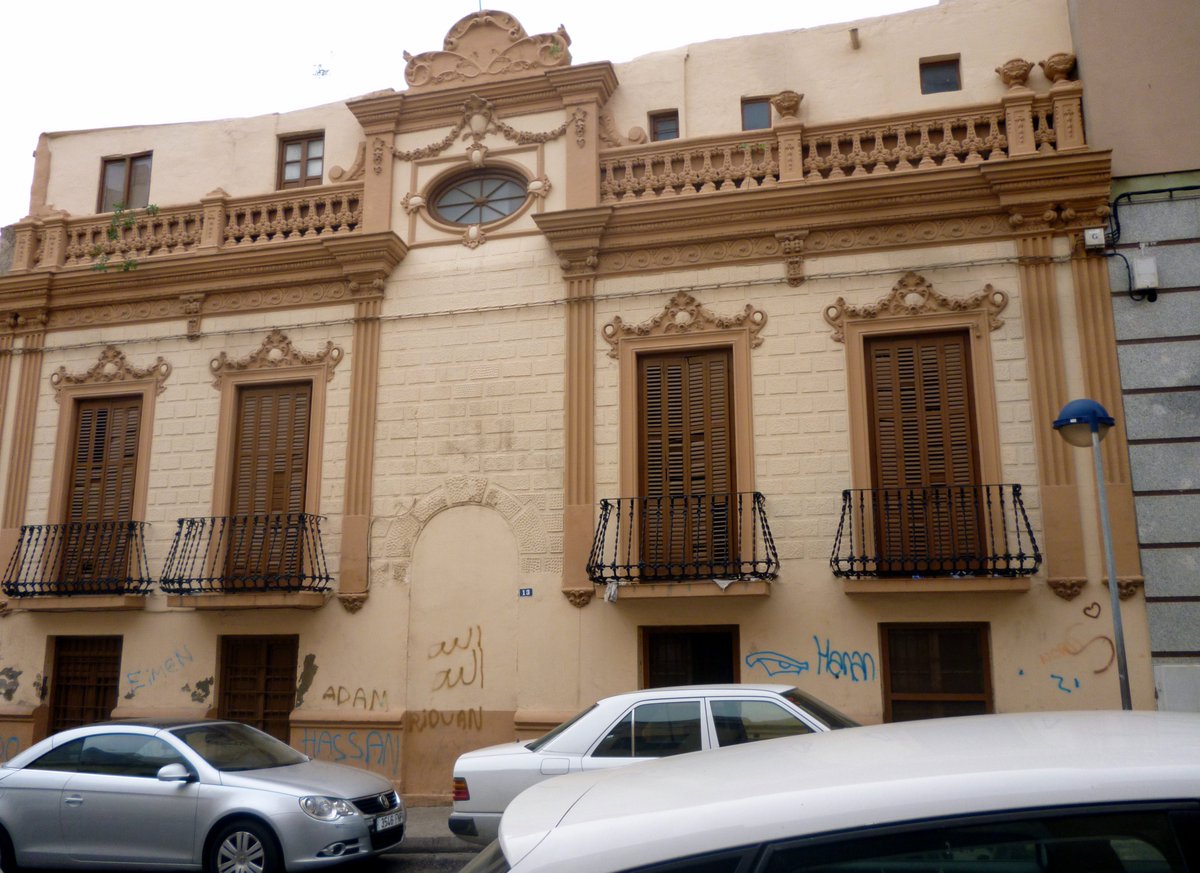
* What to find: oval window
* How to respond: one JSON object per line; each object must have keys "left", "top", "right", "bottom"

{"left": 431, "top": 170, "right": 528, "bottom": 226}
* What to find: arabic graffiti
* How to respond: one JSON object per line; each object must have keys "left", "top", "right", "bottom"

{"left": 429, "top": 625, "right": 484, "bottom": 692}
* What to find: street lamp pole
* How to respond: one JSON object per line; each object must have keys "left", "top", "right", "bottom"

{"left": 1053, "top": 398, "right": 1133, "bottom": 710}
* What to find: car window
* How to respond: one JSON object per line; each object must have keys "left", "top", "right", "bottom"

{"left": 526, "top": 704, "right": 599, "bottom": 752}
{"left": 761, "top": 808, "right": 1185, "bottom": 873}
{"left": 77, "top": 734, "right": 187, "bottom": 778}
{"left": 171, "top": 721, "right": 306, "bottom": 771}
{"left": 592, "top": 701, "right": 702, "bottom": 759}
{"left": 24, "top": 737, "right": 85, "bottom": 772}
{"left": 780, "top": 688, "right": 859, "bottom": 729}
{"left": 710, "top": 699, "right": 813, "bottom": 747}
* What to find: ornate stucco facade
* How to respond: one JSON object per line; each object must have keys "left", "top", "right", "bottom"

{"left": 0, "top": 0, "right": 1158, "bottom": 799}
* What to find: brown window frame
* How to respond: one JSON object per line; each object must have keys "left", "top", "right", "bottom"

{"left": 47, "top": 636, "right": 123, "bottom": 734}
{"left": 217, "top": 635, "right": 299, "bottom": 742}
{"left": 277, "top": 132, "right": 325, "bottom": 189}
{"left": 97, "top": 152, "right": 152, "bottom": 213}
{"left": 649, "top": 110, "right": 680, "bottom": 142}
{"left": 740, "top": 98, "right": 772, "bottom": 131}
{"left": 879, "top": 623, "right": 993, "bottom": 722}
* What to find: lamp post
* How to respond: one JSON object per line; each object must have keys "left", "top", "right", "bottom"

{"left": 1053, "top": 398, "right": 1132, "bottom": 710}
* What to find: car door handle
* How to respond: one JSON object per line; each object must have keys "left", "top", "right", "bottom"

{"left": 64, "top": 793, "right": 84, "bottom": 807}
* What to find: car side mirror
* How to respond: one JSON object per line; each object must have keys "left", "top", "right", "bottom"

{"left": 157, "top": 763, "right": 193, "bottom": 782}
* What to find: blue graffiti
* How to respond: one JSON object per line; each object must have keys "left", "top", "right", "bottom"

{"left": 299, "top": 728, "right": 401, "bottom": 775}
{"left": 813, "top": 636, "right": 876, "bottom": 682}
{"left": 744, "top": 651, "right": 810, "bottom": 677}
{"left": 1, "top": 736, "right": 20, "bottom": 762}
{"left": 126, "top": 645, "right": 196, "bottom": 697}
{"left": 1051, "top": 674, "right": 1082, "bottom": 693}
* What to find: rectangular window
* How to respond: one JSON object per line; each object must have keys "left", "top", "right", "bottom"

{"left": 218, "top": 635, "right": 298, "bottom": 742}
{"left": 278, "top": 134, "right": 325, "bottom": 189}
{"left": 649, "top": 110, "right": 680, "bottom": 142}
{"left": 98, "top": 153, "right": 152, "bottom": 213}
{"left": 920, "top": 56, "right": 962, "bottom": 94}
{"left": 642, "top": 626, "right": 739, "bottom": 688}
{"left": 741, "top": 98, "right": 772, "bottom": 131}
{"left": 880, "top": 623, "right": 991, "bottom": 721}
{"left": 49, "top": 636, "right": 122, "bottom": 733}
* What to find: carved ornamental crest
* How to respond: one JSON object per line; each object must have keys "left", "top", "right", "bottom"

{"left": 602, "top": 292, "right": 767, "bottom": 358}
{"left": 209, "top": 330, "right": 343, "bottom": 387}
{"left": 51, "top": 346, "right": 172, "bottom": 398}
{"left": 823, "top": 272, "right": 1009, "bottom": 342}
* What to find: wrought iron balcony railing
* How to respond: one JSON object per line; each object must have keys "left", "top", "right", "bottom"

{"left": 159, "top": 513, "right": 332, "bottom": 594}
{"left": 1, "top": 521, "right": 153, "bottom": 597}
{"left": 830, "top": 483, "right": 1041, "bottom": 579}
{"left": 588, "top": 492, "right": 779, "bottom": 584}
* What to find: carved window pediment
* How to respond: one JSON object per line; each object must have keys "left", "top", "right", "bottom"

{"left": 602, "top": 292, "right": 767, "bottom": 358}
{"left": 209, "top": 330, "right": 343, "bottom": 388}
{"left": 51, "top": 346, "right": 172, "bottom": 399}
{"left": 823, "top": 272, "right": 1008, "bottom": 342}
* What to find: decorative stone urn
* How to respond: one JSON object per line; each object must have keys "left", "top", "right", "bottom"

{"left": 995, "top": 58, "right": 1033, "bottom": 89}
{"left": 1039, "top": 52, "right": 1076, "bottom": 84}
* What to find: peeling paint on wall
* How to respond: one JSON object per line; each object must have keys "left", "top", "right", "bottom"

{"left": 183, "top": 677, "right": 214, "bottom": 703}
{"left": 0, "top": 666, "right": 22, "bottom": 701}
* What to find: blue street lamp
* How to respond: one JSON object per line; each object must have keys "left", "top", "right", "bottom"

{"left": 1053, "top": 398, "right": 1132, "bottom": 710}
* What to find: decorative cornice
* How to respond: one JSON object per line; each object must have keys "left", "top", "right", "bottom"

{"left": 210, "top": 329, "right": 344, "bottom": 388}
{"left": 602, "top": 291, "right": 767, "bottom": 358}
{"left": 1105, "top": 576, "right": 1145, "bottom": 601}
{"left": 51, "top": 346, "right": 172, "bottom": 398}
{"left": 337, "top": 592, "right": 368, "bottom": 613}
{"left": 1048, "top": 577, "right": 1085, "bottom": 600}
{"left": 563, "top": 588, "right": 594, "bottom": 608}
{"left": 823, "top": 272, "right": 1009, "bottom": 343}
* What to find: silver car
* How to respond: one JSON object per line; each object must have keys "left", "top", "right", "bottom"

{"left": 0, "top": 718, "right": 404, "bottom": 872}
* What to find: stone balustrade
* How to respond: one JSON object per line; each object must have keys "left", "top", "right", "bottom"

{"left": 7, "top": 183, "right": 364, "bottom": 273}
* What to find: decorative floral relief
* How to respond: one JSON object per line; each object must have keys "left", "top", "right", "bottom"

{"left": 602, "top": 292, "right": 768, "bottom": 358}
{"left": 209, "top": 329, "right": 343, "bottom": 387}
{"left": 823, "top": 272, "right": 1009, "bottom": 343}
{"left": 329, "top": 141, "right": 367, "bottom": 182}
{"left": 392, "top": 94, "right": 584, "bottom": 164}
{"left": 51, "top": 346, "right": 172, "bottom": 397}
{"left": 403, "top": 10, "right": 572, "bottom": 89}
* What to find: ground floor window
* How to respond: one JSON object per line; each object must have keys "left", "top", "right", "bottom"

{"left": 642, "top": 626, "right": 739, "bottom": 688}
{"left": 218, "top": 635, "right": 298, "bottom": 741}
{"left": 880, "top": 623, "right": 992, "bottom": 721}
{"left": 48, "top": 636, "right": 122, "bottom": 733}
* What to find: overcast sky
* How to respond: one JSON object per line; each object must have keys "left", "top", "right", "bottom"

{"left": 2, "top": 0, "right": 935, "bottom": 228}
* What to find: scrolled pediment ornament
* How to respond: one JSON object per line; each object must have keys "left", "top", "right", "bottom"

{"left": 392, "top": 94, "right": 584, "bottom": 164}
{"left": 51, "top": 346, "right": 172, "bottom": 399}
{"left": 602, "top": 292, "right": 767, "bottom": 358}
{"left": 823, "top": 272, "right": 1008, "bottom": 343}
{"left": 209, "top": 329, "right": 343, "bottom": 387}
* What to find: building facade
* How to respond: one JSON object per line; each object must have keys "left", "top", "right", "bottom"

{"left": 0, "top": 0, "right": 1159, "bottom": 798}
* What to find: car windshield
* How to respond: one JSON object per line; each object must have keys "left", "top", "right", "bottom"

{"left": 170, "top": 722, "right": 308, "bottom": 771}
{"left": 782, "top": 688, "right": 859, "bottom": 729}
{"left": 525, "top": 704, "right": 598, "bottom": 752}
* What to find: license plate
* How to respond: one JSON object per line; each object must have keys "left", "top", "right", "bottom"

{"left": 375, "top": 812, "right": 402, "bottom": 832}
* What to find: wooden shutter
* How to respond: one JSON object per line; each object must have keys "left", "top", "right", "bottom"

{"left": 227, "top": 383, "right": 311, "bottom": 585}
{"left": 218, "top": 636, "right": 298, "bottom": 741}
{"left": 881, "top": 624, "right": 992, "bottom": 722}
{"left": 62, "top": 397, "right": 141, "bottom": 586}
{"left": 638, "top": 350, "right": 735, "bottom": 573}
{"left": 866, "top": 332, "right": 981, "bottom": 570}
{"left": 49, "top": 636, "right": 122, "bottom": 733}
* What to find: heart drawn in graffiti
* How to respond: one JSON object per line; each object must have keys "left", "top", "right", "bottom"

{"left": 1083, "top": 602, "right": 1102, "bottom": 619}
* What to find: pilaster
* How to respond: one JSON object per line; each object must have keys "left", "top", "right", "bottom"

{"left": 1, "top": 318, "right": 47, "bottom": 569}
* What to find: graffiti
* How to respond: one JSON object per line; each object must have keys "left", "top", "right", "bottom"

{"left": 1051, "top": 674, "right": 1082, "bottom": 693}
{"left": 430, "top": 625, "right": 484, "bottom": 692}
{"left": 1083, "top": 602, "right": 1102, "bottom": 619}
{"left": 182, "top": 677, "right": 214, "bottom": 704}
{"left": 813, "top": 636, "right": 877, "bottom": 682}
{"left": 1, "top": 736, "right": 19, "bottom": 762}
{"left": 33, "top": 673, "right": 45, "bottom": 701}
{"left": 322, "top": 686, "right": 389, "bottom": 711}
{"left": 299, "top": 728, "right": 400, "bottom": 775}
{"left": 296, "top": 654, "right": 318, "bottom": 706}
{"left": 124, "top": 645, "right": 196, "bottom": 699}
{"left": 0, "top": 666, "right": 21, "bottom": 701}
{"left": 1038, "top": 627, "right": 1115, "bottom": 674}
{"left": 745, "top": 638, "right": 876, "bottom": 683}
{"left": 744, "top": 651, "right": 810, "bottom": 677}
{"left": 407, "top": 707, "right": 484, "bottom": 733}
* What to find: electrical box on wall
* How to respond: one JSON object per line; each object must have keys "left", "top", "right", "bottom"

{"left": 1133, "top": 255, "right": 1159, "bottom": 290}
{"left": 1083, "top": 227, "right": 1106, "bottom": 249}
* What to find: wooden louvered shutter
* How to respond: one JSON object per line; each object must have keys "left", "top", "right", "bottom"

{"left": 866, "top": 332, "right": 981, "bottom": 572}
{"left": 62, "top": 397, "right": 141, "bottom": 589}
{"left": 218, "top": 636, "right": 298, "bottom": 741}
{"left": 227, "top": 383, "right": 311, "bottom": 587}
{"left": 638, "top": 350, "right": 735, "bottom": 575}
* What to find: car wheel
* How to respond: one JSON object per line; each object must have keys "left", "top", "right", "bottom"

{"left": 0, "top": 826, "right": 19, "bottom": 873}
{"left": 208, "top": 820, "right": 281, "bottom": 873}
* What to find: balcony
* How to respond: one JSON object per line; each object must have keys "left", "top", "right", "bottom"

{"left": 159, "top": 513, "right": 332, "bottom": 608}
{"left": 1, "top": 521, "right": 152, "bottom": 604}
{"left": 830, "top": 483, "right": 1041, "bottom": 581}
{"left": 588, "top": 492, "right": 779, "bottom": 595}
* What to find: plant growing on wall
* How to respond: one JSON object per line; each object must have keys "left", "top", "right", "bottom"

{"left": 91, "top": 202, "right": 160, "bottom": 272}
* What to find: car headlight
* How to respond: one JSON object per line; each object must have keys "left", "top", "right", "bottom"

{"left": 299, "top": 795, "right": 358, "bottom": 821}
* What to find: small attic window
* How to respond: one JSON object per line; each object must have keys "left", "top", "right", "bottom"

{"left": 919, "top": 56, "right": 961, "bottom": 94}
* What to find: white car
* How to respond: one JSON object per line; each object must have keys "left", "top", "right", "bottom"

{"left": 449, "top": 684, "right": 856, "bottom": 844}
{"left": 464, "top": 709, "right": 1200, "bottom": 873}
